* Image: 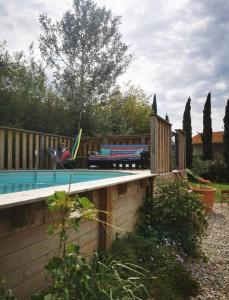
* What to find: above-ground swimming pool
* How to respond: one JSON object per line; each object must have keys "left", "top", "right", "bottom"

{"left": 0, "top": 170, "right": 132, "bottom": 195}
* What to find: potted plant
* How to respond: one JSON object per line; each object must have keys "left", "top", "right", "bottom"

{"left": 187, "top": 159, "right": 216, "bottom": 213}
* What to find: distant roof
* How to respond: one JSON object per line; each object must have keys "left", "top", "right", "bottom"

{"left": 192, "top": 131, "right": 223, "bottom": 144}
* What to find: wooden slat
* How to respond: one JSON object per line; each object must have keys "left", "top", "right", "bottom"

{"left": 35, "top": 134, "right": 40, "bottom": 168}
{"left": 13, "top": 271, "right": 46, "bottom": 299}
{"left": 44, "top": 135, "right": 50, "bottom": 169}
{"left": 150, "top": 114, "right": 158, "bottom": 173}
{"left": 7, "top": 130, "right": 13, "bottom": 169}
{"left": 22, "top": 132, "right": 27, "bottom": 169}
{"left": 0, "top": 128, "right": 5, "bottom": 169}
{"left": 15, "top": 132, "right": 20, "bottom": 169}
{"left": 28, "top": 134, "right": 33, "bottom": 169}
{"left": 39, "top": 135, "right": 45, "bottom": 169}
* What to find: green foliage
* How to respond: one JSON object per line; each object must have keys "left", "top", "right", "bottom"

{"left": 33, "top": 191, "right": 151, "bottom": 300}
{"left": 182, "top": 97, "right": 193, "bottom": 168}
{"left": 223, "top": 99, "right": 229, "bottom": 168}
{"left": 0, "top": 278, "right": 16, "bottom": 300}
{"left": 137, "top": 180, "right": 207, "bottom": 257}
{"left": 203, "top": 92, "right": 213, "bottom": 160}
{"left": 90, "top": 85, "right": 151, "bottom": 135}
{"left": 39, "top": 0, "right": 132, "bottom": 130}
{"left": 89, "top": 256, "right": 151, "bottom": 299}
{"left": 191, "top": 157, "right": 213, "bottom": 177}
{"left": 191, "top": 157, "right": 229, "bottom": 182}
{"left": 32, "top": 191, "right": 97, "bottom": 299}
{"left": 0, "top": 41, "right": 73, "bottom": 135}
{"left": 0, "top": 40, "right": 150, "bottom": 137}
{"left": 107, "top": 234, "right": 199, "bottom": 300}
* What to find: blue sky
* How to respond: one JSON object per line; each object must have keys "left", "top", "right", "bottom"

{"left": 0, "top": 0, "right": 228, "bottom": 134}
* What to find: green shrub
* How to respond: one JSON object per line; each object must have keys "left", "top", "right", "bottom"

{"left": 206, "top": 158, "right": 229, "bottom": 182}
{"left": 192, "top": 157, "right": 229, "bottom": 182}
{"left": 0, "top": 278, "right": 16, "bottom": 300}
{"left": 32, "top": 191, "right": 151, "bottom": 300}
{"left": 108, "top": 234, "right": 200, "bottom": 300}
{"left": 89, "top": 256, "right": 151, "bottom": 300}
{"left": 137, "top": 180, "right": 207, "bottom": 257}
{"left": 192, "top": 157, "right": 213, "bottom": 177}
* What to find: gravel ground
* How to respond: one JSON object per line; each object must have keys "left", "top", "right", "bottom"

{"left": 187, "top": 203, "right": 229, "bottom": 300}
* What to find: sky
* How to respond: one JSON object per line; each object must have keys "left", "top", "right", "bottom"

{"left": 0, "top": 0, "right": 228, "bottom": 134}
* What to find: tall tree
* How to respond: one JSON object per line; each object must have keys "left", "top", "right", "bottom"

{"left": 152, "top": 94, "right": 157, "bottom": 114}
{"left": 39, "top": 0, "right": 132, "bottom": 133}
{"left": 182, "top": 97, "right": 193, "bottom": 167}
{"left": 91, "top": 85, "right": 151, "bottom": 136}
{"left": 223, "top": 99, "right": 229, "bottom": 168}
{"left": 202, "top": 92, "right": 213, "bottom": 160}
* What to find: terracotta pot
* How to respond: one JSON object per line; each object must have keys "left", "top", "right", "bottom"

{"left": 192, "top": 186, "right": 216, "bottom": 213}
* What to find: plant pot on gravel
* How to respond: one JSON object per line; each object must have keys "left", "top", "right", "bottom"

{"left": 192, "top": 186, "right": 216, "bottom": 213}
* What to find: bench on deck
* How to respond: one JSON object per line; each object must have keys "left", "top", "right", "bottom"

{"left": 88, "top": 144, "right": 150, "bottom": 169}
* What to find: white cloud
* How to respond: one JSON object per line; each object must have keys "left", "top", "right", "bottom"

{"left": 0, "top": 0, "right": 228, "bottom": 134}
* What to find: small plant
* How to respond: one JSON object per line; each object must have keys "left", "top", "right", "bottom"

{"left": 32, "top": 191, "right": 97, "bottom": 299}
{"left": 89, "top": 255, "right": 151, "bottom": 299}
{"left": 32, "top": 191, "right": 151, "bottom": 300}
{"left": 108, "top": 234, "right": 200, "bottom": 300}
{"left": 137, "top": 180, "right": 207, "bottom": 257}
{"left": 0, "top": 278, "right": 16, "bottom": 300}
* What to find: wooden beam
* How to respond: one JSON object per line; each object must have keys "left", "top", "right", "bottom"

{"left": 150, "top": 114, "right": 158, "bottom": 173}
{"left": 0, "top": 129, "right": 5, "bottom": 169}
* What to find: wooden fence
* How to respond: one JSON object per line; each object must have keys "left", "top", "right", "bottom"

{"left": 0, "top": 123, "right": 185, "bottom": 171}
{"left": 0, "top": 127, "right": 73, "bottom": 170}
{"left": 78, "top": 134, "right": 150, "bottom": 157}
{"left": 0, "top": 126, "right": 150, "bottom": 170}
{"left": 150, "top": 114, "right": 172, "bottom": 174}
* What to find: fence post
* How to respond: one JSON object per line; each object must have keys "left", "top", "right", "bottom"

{"left": 176, "top": 129, "right": 186, "bottom": 170}
{"left": 150, "top": 113, "right": 158, "bottom": 174}
{"left": 0, "top": 128, "right": 5, "bottom": 170}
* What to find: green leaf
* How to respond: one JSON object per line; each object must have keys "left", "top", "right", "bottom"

{"left": 47, "top": 225, "right": 55, "bottom": 235}
{"left": 44, "top": 294, "right": 53, "bottom": 300}
{"left": 79, "top": 197, "right": 95, "bottom": 209}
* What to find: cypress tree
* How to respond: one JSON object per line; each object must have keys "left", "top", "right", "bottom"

{"left": 223, "top": 99, "right": 229, "bottom": 168}
{"left": 182, "top": 97, "right": 193, "bottom": 168}
{"left": 202, "top": 92, "right": 213, "bottom": 160}
{"left": 152, "top": 94, "right": 157, "bottom": 114}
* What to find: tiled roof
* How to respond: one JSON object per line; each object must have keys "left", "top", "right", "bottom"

{"left": 192, "top": 131, "right": 223, "bottom": 144}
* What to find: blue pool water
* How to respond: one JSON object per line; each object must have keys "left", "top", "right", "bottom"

{"left": 0, "top": 170, "right": 131, "bottom": 195}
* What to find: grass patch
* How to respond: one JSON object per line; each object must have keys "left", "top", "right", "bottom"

{"left": 211, "top": 183, "right": 229, "bottom": 202}
{"left": 191, "top": 182, "right": 229, "bottom": 202}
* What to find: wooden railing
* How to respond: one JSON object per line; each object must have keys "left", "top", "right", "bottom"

{"left": 0, "top": 127, "right": 73, "bottom": 170}
{"left": 0, "top": 124, "right": 185, "bottom": 171}
{"left": 78, "top": 134, "right": 150, "bottom": 157}
{"left": 0, "top": 127, "right": 150, "bottom": 170}
{"left": 150, "top": 114, "right": 172, "bottom": 174}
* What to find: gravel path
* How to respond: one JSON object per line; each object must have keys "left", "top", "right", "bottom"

{"left": 187, "top": 203, "right": 229, "bottom": 300}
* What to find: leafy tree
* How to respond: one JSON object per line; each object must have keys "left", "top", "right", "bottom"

{"left": 39, "top": 0, "right": 132, "bottom": 133}
{"left": 182, "top": 97, "right": 193, "bottom": 168}
{"left": 90, "top": 85, "right": 151, "bottom": 136}
{"left": 152, "top": 94, "right": 157, "bottom": 114}
{"left": 202, "top": 92, "right": 213, "bottom": 160}
{"left": 223, "top": 99, "right": 229, "bottom": 168}
{"left": 0, "top": 42, "right": 47, "bottom": 130}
